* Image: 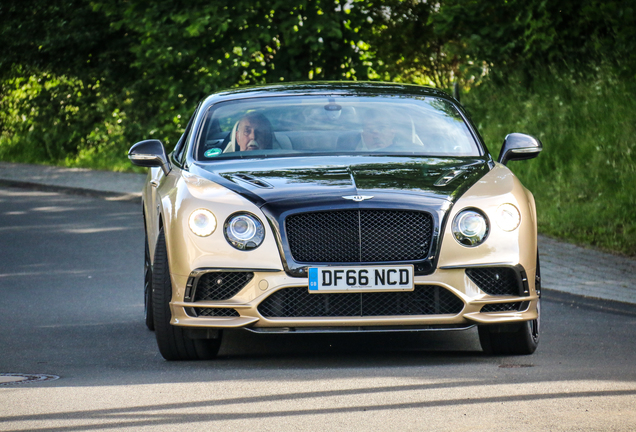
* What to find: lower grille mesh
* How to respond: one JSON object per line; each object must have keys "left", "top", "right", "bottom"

{"left": 193, "top": 272, "right": 254, "bottom": 301}
{"left": 466, "top": 268, "right": 520, "bottom": 296}
{"left": 195, "top": 308, "right": 240, "bottom": 317}
{"left": 481, "top": 302, "right": 524, "bottom": 313}
{"left": 258, "top": 285, "right": 464, "bottom": 318}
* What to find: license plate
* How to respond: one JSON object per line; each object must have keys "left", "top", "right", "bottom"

{"left": 308, "top": 265, "right": 414, "bottom": 292}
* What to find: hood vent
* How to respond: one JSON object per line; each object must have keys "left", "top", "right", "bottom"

{"left": 434, "top": 169, "right": 465, "bottom": 187}
{"left": 230, "top": 173, "right": 273, "bottom": 189}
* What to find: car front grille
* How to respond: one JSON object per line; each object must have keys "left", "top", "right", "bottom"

{"left": 257, "top": 285, "right": 463, "bottom": 318}
{"left": 466, "top": 267, "right": 520, "bottom": 296}
{"left": 285, "top": 210, "right": 433, "bottom": 263}
{"left": 193, "top": 272, "right": 254, "bottom": 301}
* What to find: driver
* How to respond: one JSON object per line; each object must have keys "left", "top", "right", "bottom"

{"left": 224, "top": 112, "right": 273, "bottom": 152}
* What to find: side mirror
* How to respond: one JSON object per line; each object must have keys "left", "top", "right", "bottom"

{"left": 128, "top": 139, "right": 171, "bottom": 175}
{"left": 497, "top": 133, "right": 543, "bottom": 166}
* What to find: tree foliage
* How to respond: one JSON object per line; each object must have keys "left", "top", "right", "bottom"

{"left": 0, "top": 0, "right": 634, "bottom": 168}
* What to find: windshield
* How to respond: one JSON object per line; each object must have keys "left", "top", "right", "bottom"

{"left": 193, "top": 95, "right": 480, "bottom": 161}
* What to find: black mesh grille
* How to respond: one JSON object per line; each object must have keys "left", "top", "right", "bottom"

{"left": 480, "top": 302, "right": 524, "bottom": 313}
{"left": 466, "top": 268, "right": 520, "bottom": 296}
{"left": 193, "top": 272, "right": 254, "bottom": 301}
{"left": 258, "top": 285, "right": 463, "bottom": 318}
{"left": 195, "top": 308, "right": 240, "bottom": 317}
{"left": 285, "top": 210, "right": 433, "bottom": 263}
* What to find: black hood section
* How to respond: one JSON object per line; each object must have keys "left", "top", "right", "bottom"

{"left": 190, "top": 155, "right": 491, "bottom": 277}
{"left": 192, "top": 155, "right": 490, "bottom": 207}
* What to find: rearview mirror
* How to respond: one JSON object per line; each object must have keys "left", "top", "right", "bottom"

{"left": 498, "top": 133, "right": 543, "bottom": 166}
{"left": 128, "top": 139, "right": 171, "bottom": 175}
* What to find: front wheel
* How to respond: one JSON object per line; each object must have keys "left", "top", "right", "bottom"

{"left": 478, "top": 300, "right": 540, "bottom": 355}
{"left": 152, "top": 228, "right": 222, "bottom": 360}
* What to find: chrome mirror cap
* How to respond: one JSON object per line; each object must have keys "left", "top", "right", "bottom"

{"left": 497, "top": 133, "right": 543, "bottom": 166}
{"left": 128, "top": 139, "right": 171, "bottom": 175}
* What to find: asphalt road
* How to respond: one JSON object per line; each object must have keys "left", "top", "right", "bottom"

{"left": 1, "top": 186, "right": 635, "bottom": 431}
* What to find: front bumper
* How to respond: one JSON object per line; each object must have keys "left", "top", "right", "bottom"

{"left": 168, "top": 265, "right": 539, "bottom": 331}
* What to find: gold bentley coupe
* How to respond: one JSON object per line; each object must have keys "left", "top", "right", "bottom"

{"left": 129, "top": 82, "right": 543, "bottom": 360}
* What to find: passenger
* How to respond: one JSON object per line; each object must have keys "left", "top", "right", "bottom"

{"left": 359, "top": 116, "right": 398, "bottom": 150}
{"left": 224, "top": 112, "right": 273, "bottom": 153}
{"left": 339, "top": 110, "right": 411, "bottom": 152}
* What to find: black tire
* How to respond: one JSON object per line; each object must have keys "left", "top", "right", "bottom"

{"left": 152, "top": 229, "right": 222, "bottom": 360}
{"left": 478, "top": 253, "right": 541, "bottom": 355}
{"left": 144, "top": 232, "right": 154, "bottom": 331}
{"left": 478, "top": 300, "right": 540, "bottom": 355}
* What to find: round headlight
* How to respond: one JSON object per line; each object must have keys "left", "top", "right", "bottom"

{"left": 496, "top": 203, "right": 521, "bottom": 231}
{"left": 224, "top": 213, "right": 265, "bottom": 250}
{"left": 188, "top": 209, "right": 216, "bottom": 237}
{"left": 452, "top": 209, "right": 489, "bottom": 247}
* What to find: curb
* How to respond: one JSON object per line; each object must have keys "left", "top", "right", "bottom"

{"left": 543, "top": 289, "right": 636, "bottom": 317}
{"left": 0, "top": 179, "right": 142, "bottom": 202}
